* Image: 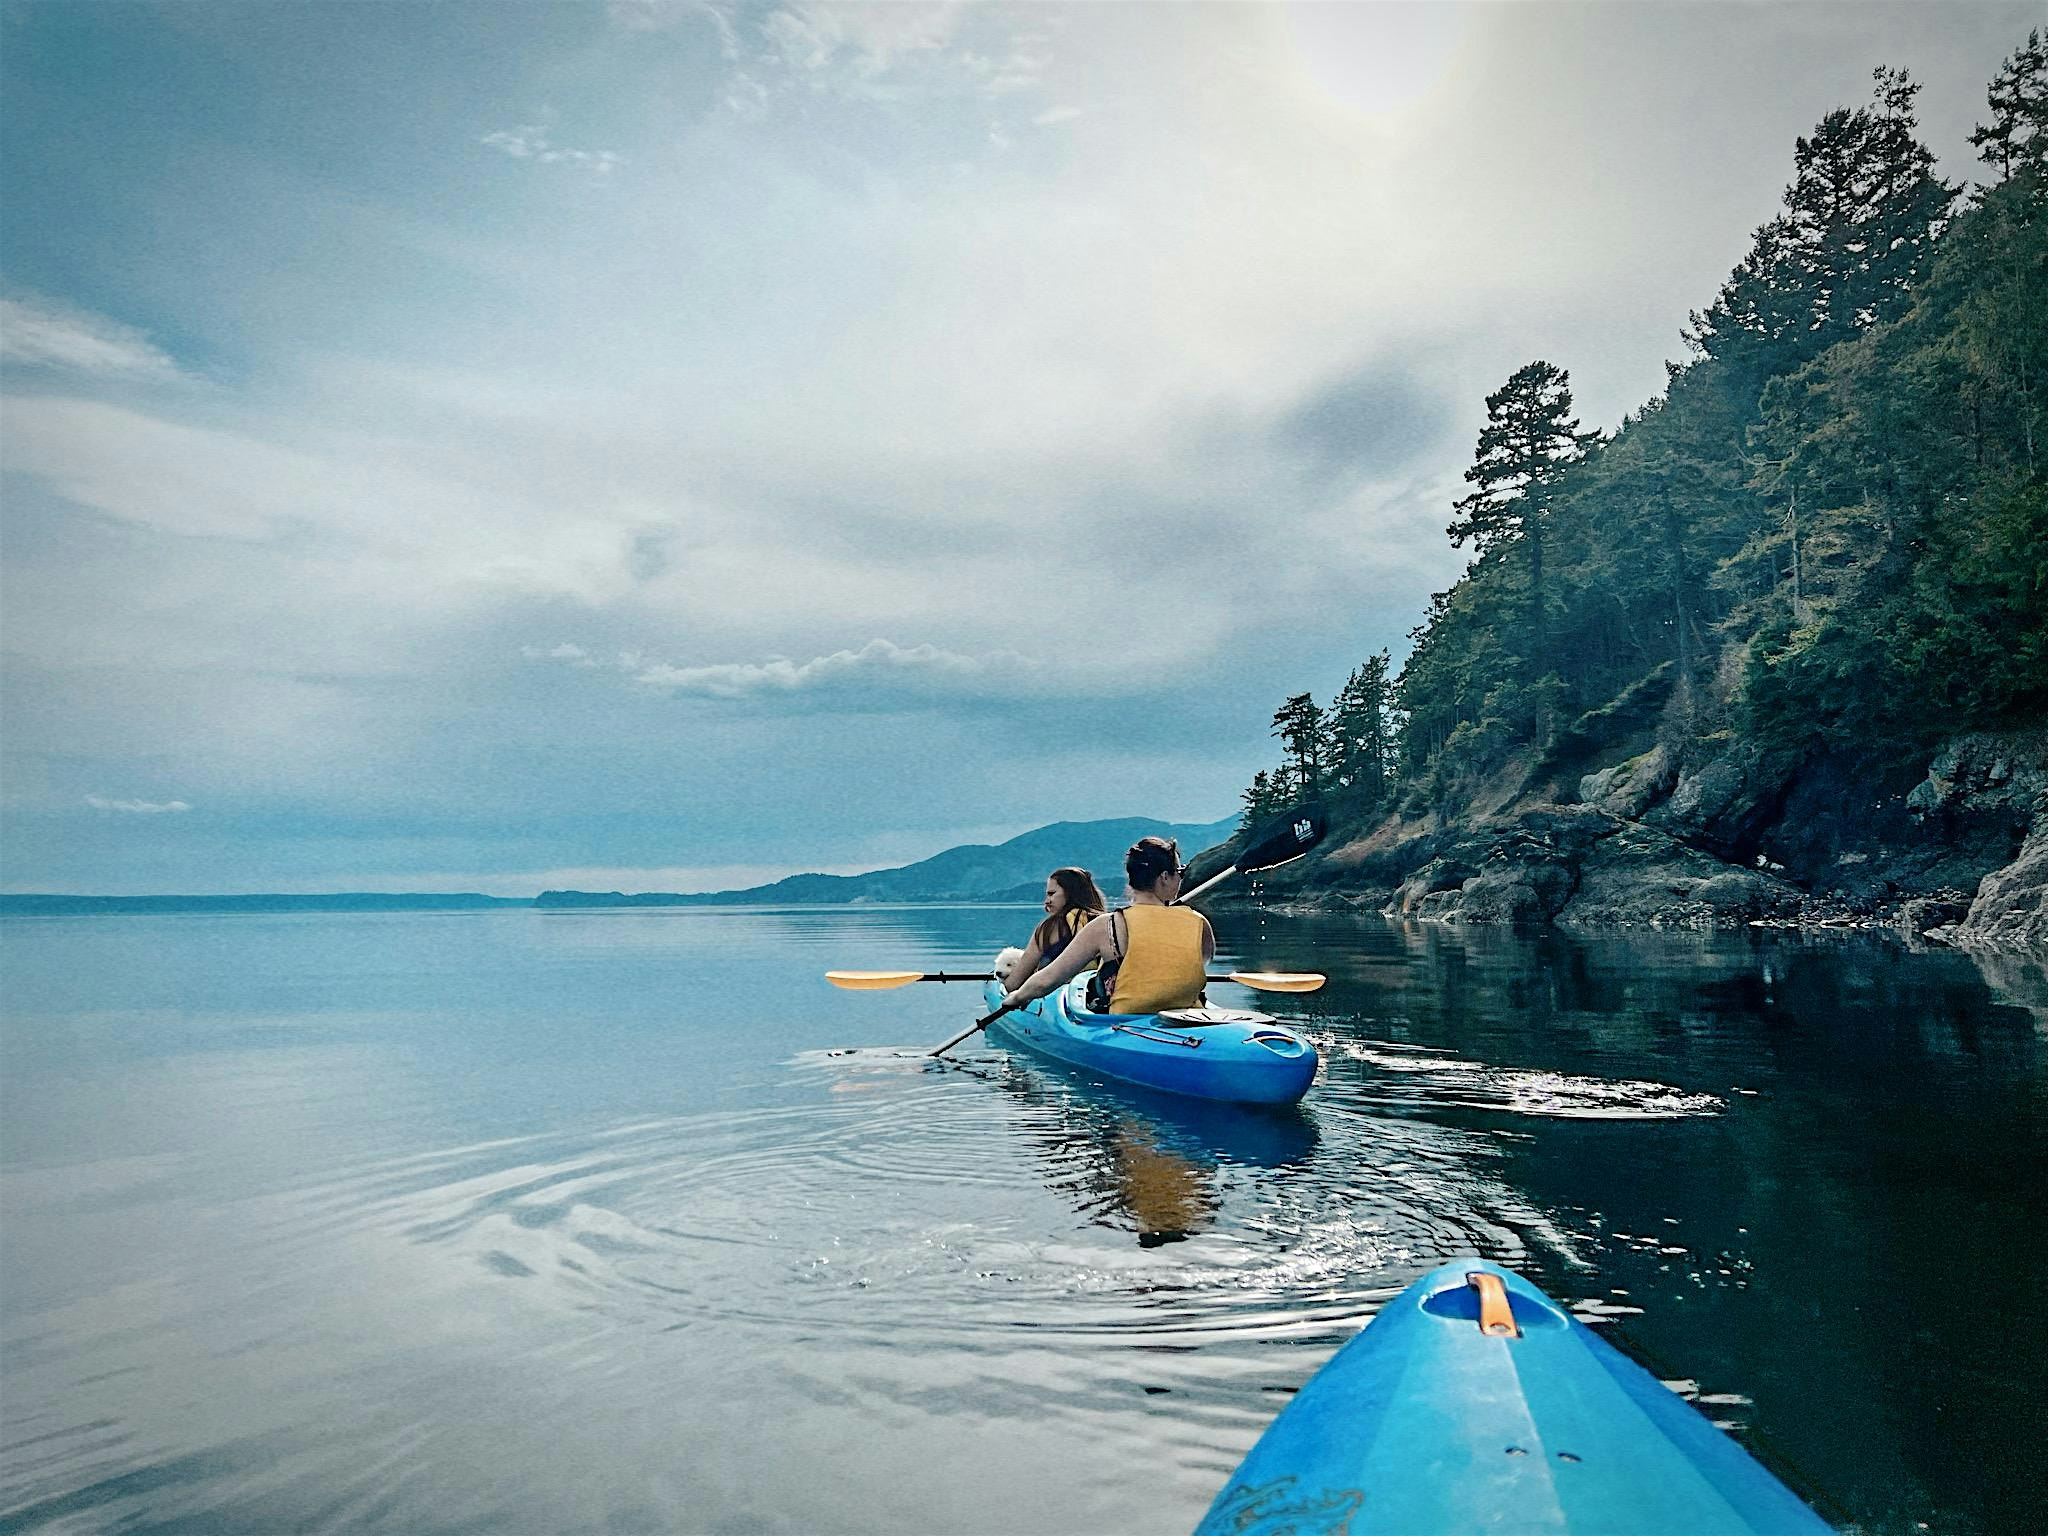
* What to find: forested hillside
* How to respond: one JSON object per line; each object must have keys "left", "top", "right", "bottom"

{"left": 1219, "top": 41, "right": 2048, "bottom": 948}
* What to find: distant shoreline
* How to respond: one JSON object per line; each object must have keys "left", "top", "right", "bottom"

{"left": 0, "top": 893, "right": 1051, "bottom": 916}
{"left": 2, "top": 815, "right": 1239, "bottom": 919}
{"left": 0, "top": 893, "right": 534, "bottom": 915}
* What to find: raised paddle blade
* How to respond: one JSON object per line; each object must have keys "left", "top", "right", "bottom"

{"left": 826, "top": 970, "right": 926, "bottom": 990}
{"left": 1175, "top": 806, "right": 1328, "bottom": 908}
{"left": 1223, "top": 971, "right": 1327, "bottom": 993}
{"left": 1237, "top": 805, "right": 1326, "bottom": 874}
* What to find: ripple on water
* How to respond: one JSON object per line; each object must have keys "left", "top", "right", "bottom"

{"left": 234, "top": 1052, "right": 1585, "bottom": 1384}
{"left": 0, "top": 1045, "right": 1701, "bottom": 1535}
{"left": 0, "top": 1039, "right": 1632, "bottom": 1521}
{"left": 1325, "top": 1036, "right": 1725, "bottom": 1120}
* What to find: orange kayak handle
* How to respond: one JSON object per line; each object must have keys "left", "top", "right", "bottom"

{"left": 1468, "top": 1271, "right": 1521, "bottom": 1338}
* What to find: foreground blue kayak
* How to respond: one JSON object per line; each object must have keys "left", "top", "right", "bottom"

{"left": 979, "top": 978, "right": 1317, "bottom": 1105}
{"left": 1197, "top": 1259, "right": 1832, "bottom": 1535}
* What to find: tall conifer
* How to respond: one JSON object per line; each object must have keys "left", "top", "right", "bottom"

{"left": 1970, "top": 30, "right": 2047, "bottom": 183}
{"left": 1446, "top": 361, "right": 1593, "bottom": 685}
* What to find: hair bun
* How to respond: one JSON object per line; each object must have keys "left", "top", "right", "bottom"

{"left": 1125, "top": 836, "right": 1180, "bottom": 888}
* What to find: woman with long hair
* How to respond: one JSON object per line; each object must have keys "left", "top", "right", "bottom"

{"left": 999, "top": 867, "right": 1107, "bottom": 987}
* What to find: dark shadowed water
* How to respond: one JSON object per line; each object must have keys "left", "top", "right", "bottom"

{"left": 2, "top": 907, "right": 2043, "bottom": 1535}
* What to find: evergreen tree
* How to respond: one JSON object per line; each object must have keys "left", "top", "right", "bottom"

{"left": 1850, "top": 68, "right": 1956, "bottom": 328}
{"left": 1270, "top": 693, "right": 1327, "bottom": 797}
{"left": 1322, "top": 38, "right": 2044, "bottom": 836}
{"left": 1970, "top": 29, "right": 2047, "bottom": 184}
{"left": 1682, "top": 217, "right": 1807, "bottom": 373}
{"left": 1326, "top": 653, "right": 1397, "bottom": 812}
{"left": 1686, "top": 68, "right": 1955, "bottom": 380}
{"left": 1239, "top": 770, "right": 1276, "bottom": 832}
{"left": 1446, "top": 360, "right": 1593, "bottom": 714}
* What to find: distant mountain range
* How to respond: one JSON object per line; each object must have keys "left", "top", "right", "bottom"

{"left": 533, "top": 815, "right": 1239, "bottom": 907}
{"left": 0, "top": 815, "right": 1239, "bottom": 915}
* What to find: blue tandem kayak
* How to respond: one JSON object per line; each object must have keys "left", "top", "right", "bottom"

{"left": 979, "top": 978, "right": 1317, "bottom": 1105}
{"left": 1197, "top": 1259, "right": 1833, "bottom": 1535}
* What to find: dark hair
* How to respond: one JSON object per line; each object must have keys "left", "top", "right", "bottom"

{"left": 1033, "top": 866, "right": 1105, "bottom": 952}
{"left": 1125, "top": 836, "right": 1182, "bottom": 892}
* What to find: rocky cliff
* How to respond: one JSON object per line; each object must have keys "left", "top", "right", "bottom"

{"left": 1194, "top": 728, "right": 2048, "bottom": 952}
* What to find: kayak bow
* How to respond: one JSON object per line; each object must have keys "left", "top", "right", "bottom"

{"left": 1196, "top": 1259, "right": 1833, "bottom": 1535}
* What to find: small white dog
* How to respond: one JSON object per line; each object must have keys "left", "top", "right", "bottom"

{"left": 993, "top": 946, "right": 1027, "bottom": 985}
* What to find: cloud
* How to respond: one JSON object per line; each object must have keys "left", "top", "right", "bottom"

{"left": 1274, "top": 356, "right": 1463, "bottom": 482}
{"left": 86, "top": 796, "right": 192, "bottom": 814}
{"left": 8, "top": 0, "right": 2032, "bottom": 896}
{"left": 607, "top": 0, "right": 735, "bottom": 53}
{"left": 479, "top": 126, "right": 620, "bottom": 174}
{"left": 521, "top": 643, "right": 601, "bottom": 665}
{"left": 682, "top": 1, "right": 1054, "bottom": 119}
{"left": 0, "top": 296, "right": 184, "bottom": 380}
{"left": 3, "top": 397, "right": 327, "bottom": 540}
{"left": 632, "top": 638, "right": 1031, "bottom": 699}
{"left": 3, "top": 395, "right": 678, "bottom": 607}
{"left": 535, "top": 637, "right": 1034, "bottom": 701}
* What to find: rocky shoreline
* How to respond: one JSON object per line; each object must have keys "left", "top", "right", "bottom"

{"left": 1205, "top": 729, "right": 2048, "bottom": 954}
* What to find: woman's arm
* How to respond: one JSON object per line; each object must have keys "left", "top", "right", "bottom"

{"left": 1002, "top": 915, "right": 1109, "bottom": 1009}
{"left": 1007, "top": 935, "right": 1045, "bottom": 985}
{"left": 1200, "top": 914, "right": 1215, "bottom": 963}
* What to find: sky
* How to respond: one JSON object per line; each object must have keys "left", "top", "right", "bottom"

{"left": 0, "top": 1, "right": 2036, "bottom": 895}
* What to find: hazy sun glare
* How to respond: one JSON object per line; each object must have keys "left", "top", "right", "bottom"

{"left": 1282, "top": 0, "right": 1472, "bottom": 118}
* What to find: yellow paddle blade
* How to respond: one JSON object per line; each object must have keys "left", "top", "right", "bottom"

{"left": 826, "top": 970, "right": 926, "bottom": 990}
{"left": 1225, "top": 970, "right": 1327, "bottom": 993}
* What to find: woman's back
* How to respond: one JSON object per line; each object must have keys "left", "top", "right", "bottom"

{"left": 1107, "top": 905, "right": 1207, "bottom": 1014}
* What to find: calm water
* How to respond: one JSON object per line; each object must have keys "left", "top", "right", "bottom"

{"left": 2, "top": 907, "right": 2043, "bottom": 1535}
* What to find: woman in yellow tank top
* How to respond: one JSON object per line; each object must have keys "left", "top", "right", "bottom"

{"left": 999, "top": 836, "right": 1214, "bottom": 1015}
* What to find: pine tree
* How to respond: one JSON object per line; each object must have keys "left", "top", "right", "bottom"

{"left": 1850, "top": 68, "right": 1956, "bottom": 328}
{"left": 1239, "top": 770, "right": 1275, "bottom": 832}
{"left": 1687, "top": 69, "right": 1955, "bottom": 376}
{"left": 1270, "top": 693, "right": 1326, "bottom": 797}
{"left": 1326, "top": 653, "right": 1397, "bottom": 812}
{"left": 1446, "top": 360, "right": 1593, "bottom": 700}
{"left": 1969, "top": 29, "right": 2048, "bottom": 184}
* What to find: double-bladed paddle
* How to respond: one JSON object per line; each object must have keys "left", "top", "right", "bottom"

{"left": 837, "top": 806, "right": 1328, "bottom": 1058}
{"left": 826, "top": 968, "right": 1330, "bottom": 992}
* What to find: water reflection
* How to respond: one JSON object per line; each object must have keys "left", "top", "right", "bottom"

{"left": 989, "top": 1067, "right": 1319, "bottom": 1247}
{"left": 5, "top": 909, "right": 2045, "bottom": 1535}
